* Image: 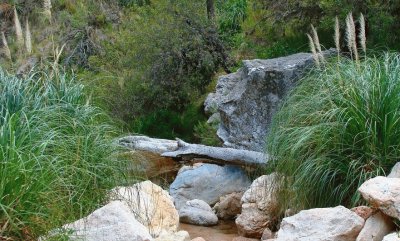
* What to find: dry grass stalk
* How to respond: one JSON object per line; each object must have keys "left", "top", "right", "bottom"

{"left": 43, "top": 0, "right": 52, "bottom": 19}
{"left": 334, "top": 16, "right": 340, "bottom": 55}
{"left": 25, "top": 19, "right": 32, "bottom": 54}
{"left": 14, "top": 7, "right": 24, "bottom": 47}
{"left": 346, "top": 13, "right": 358, "bottom": 61}
{"left": 307, "top": 33, "right": 320, "bottom": 67}
{"left": 359, "top": 13, "right": 366, "bottom": 54}
{"left": 1, "top": 32, "right": 11, "bottom": 60}
{"left": 311, "top": 25, "right": 324, "bottom": 63}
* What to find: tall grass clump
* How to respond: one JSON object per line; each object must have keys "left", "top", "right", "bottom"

{"left": 0, "top": 69, "right": 126, "bottom": 239}
{"left": 267, "top": 54, "right": 400, "bottom": 212}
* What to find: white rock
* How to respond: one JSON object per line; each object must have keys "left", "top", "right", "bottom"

{"left": 63, "top": 201, "right": 153, "bottom": 241}
{"left": 388, "top": 163, "right": 400, "bottom": 178}
{"left": 110, "top": 180, "right": 179, "bottom": 237}
{"left": 213, "top": 192, "right": 243, "bottom": 220}
{"left": 358, "top": 176, "right": 400, "bottom": 219}
{"left": 235, "top": 174, "right": 279, "bottom": 238}
{"left": 275, "top": 206, "right": 364, "bottom": 241}
{"left": 383, "top": 232, "right": 400, "bottom": 241}
{"left": 179, "top": 199, "right": 218, "bottom": 226}
{"left": 155, "top": 230, "right": 191, "bottom": 241}
{"left": 356, "top": 211, "right": 395, "bottom": 241}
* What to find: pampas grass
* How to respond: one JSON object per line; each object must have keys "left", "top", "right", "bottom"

{"left": 359, "top": 13, "right": 366, "bottom": 54}
{"left": 311, "top": 25, "right": 324, "bottom": 63}
{"left": 13, "top": 7, "right": 24, "bottom": 47}
{"left": 307, "top": 33, "right": 319, "bottom": 67}
{"left": 267, "top": 54, "right": 400, "bottom": 211}
{"left": 346, "top": 13, "right": 358, "bottom": 61}
{"left": 43, "top": 0, "right": 52, "bottom": 19}
{"left": 25, "top": 19, "right": 32, "bottom": 54}
{"left": 334, "top": 17, "right": 340, "bottom": 56}
{"left": 1, "top": 32, "right": 11, "bottom": 60}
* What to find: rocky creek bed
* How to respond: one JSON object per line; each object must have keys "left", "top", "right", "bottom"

{"left": 40, "top": 51, "right": 400, "bottom": 241}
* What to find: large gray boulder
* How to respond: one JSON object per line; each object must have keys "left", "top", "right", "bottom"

{"left": 205, "top": 51, "right": 333, "bottom": 151}
{"left": 274, "top": 206, "right": 364, "bottom": 241}
{"left": 169, "top": 163, "right": 251, "bottom": 210}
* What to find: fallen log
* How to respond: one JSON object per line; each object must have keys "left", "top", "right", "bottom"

{"left": 119, "top": 136, "right": 268, "bottom": 167}
{"left": 119, "top": 136, "right": 178, "bottom": 154}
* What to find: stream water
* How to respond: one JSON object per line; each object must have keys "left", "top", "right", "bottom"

{"left": 180, "top": 221, "right": 239, "bottom": 241}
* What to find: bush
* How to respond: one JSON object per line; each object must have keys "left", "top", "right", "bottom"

{"left": 83, "top": 1, "right": 228, "bottom": 123}
{"left": 0, "top": 70, "right": 126, "bottom": 239}
{"left": 267, "top": 54, "right": 400, "bottom": 212}
{"left": 194, "top": 121, "right": 222, "bottom": 146}
{"left": 131, "top": 104, "right": 207, "bottom": 142}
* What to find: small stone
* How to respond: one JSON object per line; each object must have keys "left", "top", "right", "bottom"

{"left": 351, "top": 206, "right": 374, "bottom": 220}
{"left": 179, "top": 199, "right": 218, "bottom": 226}
{"left": 232, "top": 237, "right": 260, "bottom": 241}
{"left": 155, "top": 230, "right": 190, "bottom": 241}
{"left": 191, "top": 238, "right": 206, "bottom": 241}
{"left": 213, "top": 192, "right": 243, "bottom": 220}
{"left": 261, "top": 228, "right": 274, "bottom": 240}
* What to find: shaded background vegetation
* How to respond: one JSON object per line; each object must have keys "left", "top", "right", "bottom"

{"left": 2, "top": 0, "right": 400, "bottom": 142}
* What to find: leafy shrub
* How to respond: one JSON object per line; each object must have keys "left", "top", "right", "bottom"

{"left": 0, "top": 70, "right": 126, "bottom": 239}
{"left": 118, "top": 0, "right": 150, "bottom": 7}
{"left": 85, "top": 0, "right": 231, "bottom": 139}
{"left": 218, "top": 0, "right": 248, "bottom": 34}
{"left": 267, "top": 54, "right": 400, "bottom": 212}
{"left": 132, "top": 104, "right": 207, "bottom": 142}
{"left": 194, "top": 121, "right": 222, "bottom": 146}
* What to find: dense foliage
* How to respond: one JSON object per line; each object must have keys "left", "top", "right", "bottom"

{"left": 0, "top": 70, "right": 126, "bottom": 239}
{"left": 267, "top": 54, "right": 400, "bottom": 212}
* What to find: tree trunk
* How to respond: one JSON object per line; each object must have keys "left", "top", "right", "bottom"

{"left": 119, "top": 136, "right": 268, "bottom": 167}
{"left": 206, "top": 0, "right": 215, "bottom": 21}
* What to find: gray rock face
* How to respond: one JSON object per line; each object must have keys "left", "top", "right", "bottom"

{"left": 205, "top": 51, "right": 333, "bottom": 151}
{"left": 275, "top": 206, "right": 364, "bottom": 241}
{"left": 179, "top": 199, "right": 218, "bottom": 226}
{"left": 169, "top": 163, "right": 251, "bottom": 210}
